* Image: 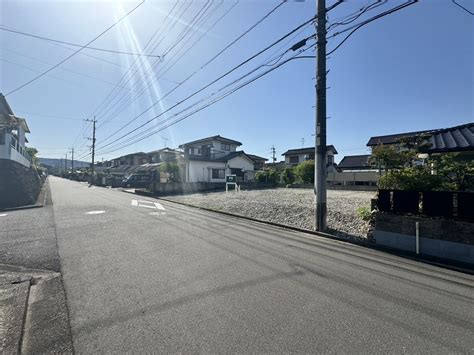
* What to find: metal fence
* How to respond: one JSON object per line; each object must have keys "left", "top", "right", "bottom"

{"left": 377, "top": 189, "right": 474, "bottom": 221}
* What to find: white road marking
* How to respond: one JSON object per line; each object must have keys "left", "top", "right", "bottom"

{"left": 131, "top": 199, "right": 166, "bottom": 211}
{"left": 0, "top": 214, "right": 7, "bottom": 217}
{"left": 85, "top": 210, "right": 106, "bottom": 215}
{"left": 154, "top": 202, "right": 165, "bottom": 210}
{"left": 149, "top": 212, "right": 166, "bottom": 216}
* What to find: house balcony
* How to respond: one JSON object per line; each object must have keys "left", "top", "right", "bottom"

{"left": 0, "top": 134, "right": 31, "bottom": 168}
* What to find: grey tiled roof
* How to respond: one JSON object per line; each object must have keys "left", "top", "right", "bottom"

{"left": 367, "top": 123, "right": 474, "bottom": 153}
{"left": 337, "top": 155, "right": 372, "bottom": 170}
{"left": 281, "top": 145, "right": 338, "bottom": 156}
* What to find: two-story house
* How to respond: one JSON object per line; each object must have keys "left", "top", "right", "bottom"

{"left": 282, "top": 145, "right": 338, "bottom": 172}
{"left": 147, "top": 147, "right": 183, "bottom": 164}
{"left": 179, "top": 135, "right": 256, "bottom": 182}
{"left": 247, "top": 154, "right": 268, "bottom": 171}
{"left": 0, "top": 94, "right": 31, "bottom": 168}
{"left": 107, "top": 152, "right": 149, "bottom": 178}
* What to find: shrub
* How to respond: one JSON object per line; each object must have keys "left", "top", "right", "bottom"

{"left": 294, "top": 160, "right": 314, "bottom": 184}
{"left": 255, "top": 168, "right": 278, "bottom": 183}
{"left": 280, "top": 167, "right": 295, "bottom": 185}
{"left": 379, "top": 166, "right": 443, "bottom": 191}
{"left": 357, "top": 206, "right": 375, "bottom": 221}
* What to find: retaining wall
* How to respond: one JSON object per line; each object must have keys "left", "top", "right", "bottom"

{"left": 0, "top": 159, "right": 43, "bottom": 209}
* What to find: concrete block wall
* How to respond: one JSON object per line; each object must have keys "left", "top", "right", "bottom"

{"left": 374, "top": 213, "right": 474, "bottom": 265}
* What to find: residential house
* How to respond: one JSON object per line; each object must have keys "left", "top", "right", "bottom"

{"left": 107, "top": 152, "right": 149, "bottom": 178}
{"left": 367, "top": 123, "right": 474, "bottom": 159}
{"left": 0, "top": 94, "right": 31, "bottom": 168}
{"left": 282, "top": 145, "right": 338, "bottom": 172}
{"left": 179, "top": 135, "right": 255, "bottom": 182}
{"left": 328, "top": 154, "right": 378, "bottom": 186}
{"left": 247, "top": 154, "right": 268, "bottom": 171}
{"left": 147, "top": 147, "right": 183, "bottom": 164}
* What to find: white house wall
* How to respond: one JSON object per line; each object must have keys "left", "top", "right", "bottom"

{"left": 186, "top": 160, "right": 227, "bottom": 182}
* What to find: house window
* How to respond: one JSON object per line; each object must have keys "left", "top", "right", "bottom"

{"left": 196, "top": 148, "right": 201, "bottom": 155}
{"left": 211, "top": 169, "right": 225, "bottom": 179}
{"left": 188, "top": 148, "right": 192, "bottom": 154}
{"left": 289, "top": 156, "right": 299, "bottom": 164}
{"left": 221, "top": 143, "right": 230, "bottom": 151}
{"left": 0, "top": 131, "right": 4, "bottom": 145}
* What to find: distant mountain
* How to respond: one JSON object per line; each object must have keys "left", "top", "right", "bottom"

{"left": 39, "top": 158, "right": 89, "bottom": 169}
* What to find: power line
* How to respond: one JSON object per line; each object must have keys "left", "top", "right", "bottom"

{"left": 93, "top": 0, "right": 283, "bottom": 145}
{"left": 94, "top": 16, "right": 315, "bottom": 153}
{"left": 0, "top": 25, "right": 161, "bottom": 58}
{"left": 4, "top": 48, "right": 130, "bottom": 89}
{"left": 95, "top": 0, "right": 222, "bottom": 129}
{"left": 326, "top": 0, "right": 418, "bottom": 56}
{"left": 90, "top": 0, "right": 187, "bottom": 127}
{"left": 5, "top": 0, "right": 145, "bottom": 97}
{"left": 90, "top": 42, "right": 315, "bottom": 157}
{"left": 452, "top": 0, "right": 473, "bottom": 15}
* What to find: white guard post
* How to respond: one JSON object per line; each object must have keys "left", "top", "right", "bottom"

{"left": 225, "top": 174, "right": 239, "bottom": 193}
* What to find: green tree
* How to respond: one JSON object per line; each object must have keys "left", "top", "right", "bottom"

{"left": 280, "top": 167, "right": 295, "bottom": 185}
{"left": 370, "top": 144, "right": 415, "bottom": 175}
{"left": 432, "top": 153, "right": 474, "bottom": 191}
{"left": 25, "top": 147, "right": 39, "bottom": 167}
{"left": 159, "top": 162, "right": 181, "bottom": 182}
{"left": 294, "top": 160, "right": 314, "bottom": 184}
{"left": 255, "top": 169, "right": 278, "bottom": 183}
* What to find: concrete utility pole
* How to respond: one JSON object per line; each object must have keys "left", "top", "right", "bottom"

{"left": 70, "top": 147, "right": 74, "bottom": 174}
{"left": 271, "top": 145, "right": 276, "bottom": 163}
{"left": 65, "top": 153, "right": 68, "bottom": 174}
{"left": 86, "top": 116, "right": 97, "bottom": 185}
{"left": 315, "top": 0, "right": 327, "bottom": 231}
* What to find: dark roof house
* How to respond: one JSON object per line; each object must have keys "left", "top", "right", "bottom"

{"left": 281, "top": 145, "right": 338, "bottom": 156}
{"left": 179, "top": 135, "right": 242, "bottom": 148}
{"left": 367, "top": 123, "right": 474, "bottom": 154}
{"left": 337, "top": 154, "right": 372, "bottom": 170}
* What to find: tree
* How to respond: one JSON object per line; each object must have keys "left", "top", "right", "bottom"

{"left": 294, "top": 160, "right": 314, "bottom": 184}
{"left": 370, "top": 144, "right": 415, "bottom": 175}
{"left": 159, "top": 162, "right": 181, "bottom": 182}
{"left": 255, "top": 168, "right": 278, "bottom": 183}
{"left": 280, "top": 167, "right": 295, "bottom": 185}
{"left": 25, "top": 147, "right": 39, "bottom": 167}
{"left": 432, "top": 153, "right": 474, "bottom": 191}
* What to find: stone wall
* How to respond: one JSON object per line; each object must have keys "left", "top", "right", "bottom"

{"left": 0, "top": 159, "right": 43, "bottom": 209}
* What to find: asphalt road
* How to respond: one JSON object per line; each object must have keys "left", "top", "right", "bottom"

{"left": 43, "top": 177, "right": 474, "bottom": 352}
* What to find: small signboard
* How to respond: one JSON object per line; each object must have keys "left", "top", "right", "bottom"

{"left": 225, "top": 174, "right": 239, "bottom": 193}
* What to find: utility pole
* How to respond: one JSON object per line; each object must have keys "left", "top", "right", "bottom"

{"left": 301, "top": 138, "right": 305, "bottom": 148}
{"left": 271, "top": 145, "right": 276, "bottom": 163}
{"left": 70, "top": 147, "right": 75, "bottom": 174}
{"left": 86, "top": 116, "right": 97, "bottom": 185}
{"left": 65, "top": 153, "right": 68, "bottom": 175}
{"left": 315, "top": 0, "right": 327, "bottom": 231}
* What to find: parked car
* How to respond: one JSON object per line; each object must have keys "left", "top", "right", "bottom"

{"left": 121, "top": 173, "right": 151, "bottom": 188}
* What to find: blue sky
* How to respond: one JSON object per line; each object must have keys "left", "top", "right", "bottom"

{"left": 1, "top": 0, "right": 472, "bottom": 163}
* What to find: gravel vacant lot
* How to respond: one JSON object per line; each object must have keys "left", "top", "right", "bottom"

{"left": 166, "top": 188, "right": 375, "bottom": 241}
